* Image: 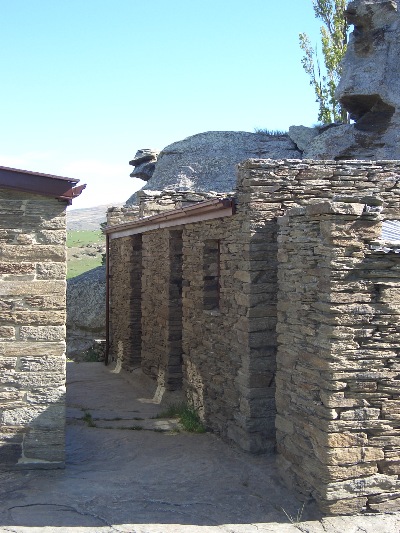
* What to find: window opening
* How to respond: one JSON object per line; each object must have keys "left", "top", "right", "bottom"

{"left": 203, "top": 239, "right": 220, "bottom": 310}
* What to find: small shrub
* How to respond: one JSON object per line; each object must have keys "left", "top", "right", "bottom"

{"left": 281, "top": 501, "right": 306, "bottom": 530}
{"left": 81, "top": 411, "right": 97, "bottom": 427}
{"left": 80, "top": 348, "right": 99, "bottom": 362}
{"left": 156, "top": 402, "right": 206, "bottom": 433}
{"left": 155, "top": 402, "right": 186, "bottom": 419}
{"left": 179, "top": 406, "right": 206, "bottom": 433}
{"left": 254, "top": 128, "right": 288, "bottom": 136}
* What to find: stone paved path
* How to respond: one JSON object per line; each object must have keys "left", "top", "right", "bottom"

{"left": 0, "top": 362, "right": 399, "bottom": 533}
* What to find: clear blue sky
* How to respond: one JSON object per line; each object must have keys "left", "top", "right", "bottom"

{"left": 0, "top": 0, "right": 324, "bottom": 209}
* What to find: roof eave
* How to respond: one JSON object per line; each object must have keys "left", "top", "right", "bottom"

{"left": 0, "top": 167, "right": 86, "bottom": 204}
{"left": 105, "top": 197, "right": 236, "bottom": 238}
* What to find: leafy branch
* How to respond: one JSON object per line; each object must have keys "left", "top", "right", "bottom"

{"left": 300, "top": 0, "right": 349, "bottom": 124}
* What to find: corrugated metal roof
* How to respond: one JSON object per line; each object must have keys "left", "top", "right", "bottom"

{"left": 382, "top": 220, "right": 400, "bottom": 242}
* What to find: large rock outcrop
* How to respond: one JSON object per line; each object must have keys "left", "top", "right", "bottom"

{"left": 298, "top": 0, "right": 400, "bottom": 160}
{"left": 66, "top": 266, "right": 106, "bottom": 357}
{"left": 126, "top": 131, "right": 300, "bottom": 204}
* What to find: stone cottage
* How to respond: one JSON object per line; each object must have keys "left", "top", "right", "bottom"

{"left": 106, "top": 158, "right": 400, "bottom": 514}
{"left": 105, "top": 0, "right": 400, "bottom": 515}
{"left": 0, "top": 166, "right": 84, "bottom": 469}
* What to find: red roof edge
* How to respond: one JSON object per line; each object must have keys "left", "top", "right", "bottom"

{"left": 0, "top": 166, "right": 86, "bottom": 204}
{"left": 105, "top": 197, "right": 236, "bottom": 236}
{"left": 0, "top": 165, "right": 79, "bottom": 182}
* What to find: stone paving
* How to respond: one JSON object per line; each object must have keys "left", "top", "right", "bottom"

{"left": 0, "top": 362, "right": 399, "bottom": 532}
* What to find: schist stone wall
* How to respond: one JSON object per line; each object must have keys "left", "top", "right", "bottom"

{"left": 107, "top": 191, "right": 225, "bottom": 227}
{"left": 0, "top": 188, "right": 67, "bottom": 469}
{"left": 277, "top": 201, "right": 400, "bottom": 514}
{"left": 141, "top": 229, "right": 184, "bottom": 390}
{"left": 107, "top": 159, "right": 400, "bottom": 513}
{"left": 108, "top": 191, "right": 277, "bottom": 453}
{"left": 108, "top": 234, "right": 142, "bottom": 371}
{"left": 182, "top": 212, "right": 277, "bottom": 453}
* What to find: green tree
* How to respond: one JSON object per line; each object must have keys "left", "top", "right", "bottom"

{"left": 300, "top": 0, "right": 349, "bottom": 124}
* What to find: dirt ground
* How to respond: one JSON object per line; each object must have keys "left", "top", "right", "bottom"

{"left": 0, "top": 362, "right": 399, "bottom": 533}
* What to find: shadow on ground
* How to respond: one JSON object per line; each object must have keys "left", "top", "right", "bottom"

{"left": 0, "top": 362, "right": 399, "bottom": 533}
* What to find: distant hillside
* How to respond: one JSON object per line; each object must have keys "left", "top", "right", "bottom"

{"left": 67, "top": 203, "right": 123, "bottom": 231}
{"left": 67, "top": 230, "right": 105, "bottom": 279}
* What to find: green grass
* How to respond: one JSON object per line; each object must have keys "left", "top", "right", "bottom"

{"left": 67, "top": 230, "right": 105, "bottom": 247}
{"left": 67, "top": 257, "right": 103, "bottom": 279}
{"left": 81, "top": 411, "right": 97, "bottom": 427}
{"left": 67, "top": 230, "right": 106, "bottom": 279}
{"left": 281, "top": 501, "right": 306, "bottom": 528}
{"left": 156, "top": 402, "right": 206, "bottom": 433}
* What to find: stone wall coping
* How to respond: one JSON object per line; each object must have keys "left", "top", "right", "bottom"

{"left": 105, "top": 197, "right": 235, "bottom": 239}
{"left": 282, "top": 200, "right": 366, "bottom": 218}
{"left": 137, "top": 189, "right": 225, "bottom": 196}
{"left": 238, "top": 158, "right": 400, "bottom": 170}
{"left": 370, "top": 242, "right": 400, "bottom": 253}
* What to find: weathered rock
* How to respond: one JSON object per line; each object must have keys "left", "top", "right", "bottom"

{"left": 288, "top": 125, "right": 319, "bottom": 152}
{"left": 66, "top": 266, "right": 106, "bottom": 357}
{"left": 130, "top": 161, "right": 157, "bottom": 182}
{"left": 129, "top": 148, "right": 159, "bottom": 167}
{"left": 302, "top": 124, "right": 359, "bottom": 159}
{"left": 129, "top": 148, "right": 159, "bottom": 182}
{"left": 132, "top": 131, "right": 301, "bottom": 198}
{"left": 301, "top": 0, "right": 400, "bottom": 160}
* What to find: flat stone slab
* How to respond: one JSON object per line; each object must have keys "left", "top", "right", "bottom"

{"left": 0, "top": 362, "right": 399, "bottom": 532}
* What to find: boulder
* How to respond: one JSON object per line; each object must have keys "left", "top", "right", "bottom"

{"left": 129, "top": 149, "right": 159, "bottom": 167}
{"left": 300, "top": 0, "right": 400, "bottom": 160}
{"left": 131, "top": 131, "right": 301, "bottom": 197}
{"left": 129, "top": 149, "right": 159, "bottom": 182}
{"left": 302, "top": 124, "right": 359, "bottom": 160}
{"left": 288, "top": 125, "right": 319, "bottom": 152}
{"left": 66, "top": 266, "right": 106, "bottom": 357}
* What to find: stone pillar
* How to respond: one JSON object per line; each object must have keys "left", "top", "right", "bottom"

{"left": 233, "top": 207, "right": 281, "bottom": 453}
{"left": 166, "top": 230, "right": 183, "bottom": 390}
{"left": 276, "top": 200, "right": 400, "bottom": 514}
{"left": 109, "top": 234, "right": 142, "bottom": 370}
{"left": 0, "top": 190, "right": 67, "bottom": 469}
{"left": 141, "top": 228, "right": 184, "bottom": 390}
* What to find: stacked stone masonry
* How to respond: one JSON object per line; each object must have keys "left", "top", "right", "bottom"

{"left": 109, "top": 235, "right": 142, "bottom": 371}
{"left": 107, "top": 159, "right": 400, "bottom": 514}
{"left": 108, "top": 195, "right": 278, "bottom": 453}
{"left": 107, "top": 205, "right": 139, "bottom": 227}
{"left": 107, "top": 190, "right": 228, "bottom": 228}
{"left": 141, "top": 229, "right": 179, "bottom": 388}
{"left": 0, "top": 188, "right": 67, "bottom": 469}
{"left": 277, "top": 201, "right": 400, "bottom": 514}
